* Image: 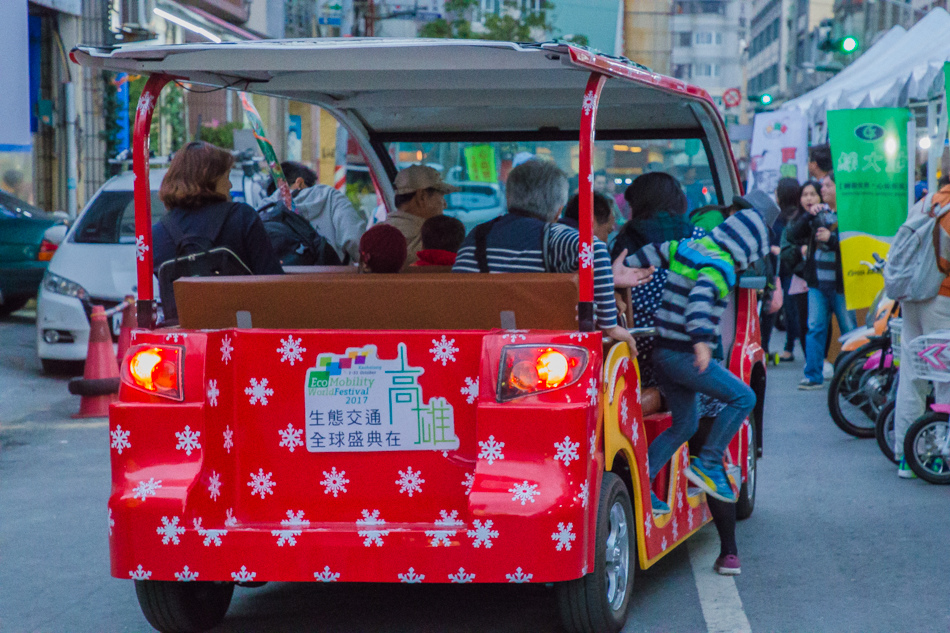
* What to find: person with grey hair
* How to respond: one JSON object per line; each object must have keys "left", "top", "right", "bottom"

{"left": 453, "top": 160, "right": 653, "bottom": 347}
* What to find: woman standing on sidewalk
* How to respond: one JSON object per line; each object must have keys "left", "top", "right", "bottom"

{"left": 788, "top": 173, "right": 856, "bottom": 389}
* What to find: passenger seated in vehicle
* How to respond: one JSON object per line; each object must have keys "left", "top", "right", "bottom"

{"left": 358, "top": 224, "right": 407, "bottom": 273}
{"left": 257, "top": 161, "right": 365, "bottom": 263}
{"left": 624, "top": 194, "right": 778, "bottom": 511}
{"left": 560, "top": 192, "right": 616, "bottom": 244}
{"left": 452, "top": 159, "right": 654, "bottom": 347}
{"left": 382, "top": 165, "right": 459, "bottom": 268}
{"left": 413, "top": 215, "right": 465, "bottom": 267}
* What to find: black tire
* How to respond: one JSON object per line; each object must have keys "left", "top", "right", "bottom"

{"left": 903, "top": 412, "right": 950, "bottom": 485}
{"left": 0, "top": 296, "right": 29, "bottom": 318}
{"left": 41, "top": 358, "right": 85, "bottom": 376}
{"left": 736, "top": 421, "right": 756, "bottom": 520}
{"left": 827, "top": 338, "right": 892, "bottom": 438}
{"left": 556, "top": 472, "right": 634, "bottom": 633}
{"left": 134, "top": 580, "right": 234, "bottom": 633}
{"left": 875, "top": 400, "right": 897, "bottom": 464}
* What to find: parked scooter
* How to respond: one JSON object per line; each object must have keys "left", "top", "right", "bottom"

{"left": 901, "top": 330, "right": 950, "bottom": 484}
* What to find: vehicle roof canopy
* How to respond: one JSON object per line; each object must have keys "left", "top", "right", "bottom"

{"left": 72, "top": 39, "right": 723, "bottom": 137}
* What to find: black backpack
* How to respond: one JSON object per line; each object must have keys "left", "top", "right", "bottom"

{"left": 157, "top": 202, "right": 252, "bottom": 324}
{"left": 258, "top": 201, "right": 341, "bottom": 266}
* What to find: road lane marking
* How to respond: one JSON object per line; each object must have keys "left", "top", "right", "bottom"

{"left": 687, "top": 525, "right": 752, "bottom": 633}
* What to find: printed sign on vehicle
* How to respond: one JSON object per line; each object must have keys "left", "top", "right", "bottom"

{"left": 304, "top": 344, "right": 459, "bottom": 452}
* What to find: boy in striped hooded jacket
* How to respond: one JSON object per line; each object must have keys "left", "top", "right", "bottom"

{"left": 624, "top": 191, "right": 778, "bottom": 513}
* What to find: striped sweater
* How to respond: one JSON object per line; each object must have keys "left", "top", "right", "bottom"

{"left": 625, "top": 209, "right": 770, "bottom": 351}
{"left": 453, "top": 214, "right": 618, "bottom": 328}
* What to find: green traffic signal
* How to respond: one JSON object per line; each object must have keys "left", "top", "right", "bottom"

{"left": 759, "top": 93, "right": 773, "bottom": 105}
{"left": 841, "top": 36, "right": 858, "bottom": 53}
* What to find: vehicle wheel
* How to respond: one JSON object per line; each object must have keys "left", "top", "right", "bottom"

{"left": 903, "top": 412, "right": 950, "bottom": 485}
{"left": 41, "top": 358, "right": 84, "bottom": 376}
{"left": 875, "top": 400, "right": 897, "bottom": 464}
{"left": 827, "top": 338, "right": 891, "bottom": 438}
{"left": 736, "top": 421, "right": 756, "bottom": 520}
{"left": 134, "top": 580, "right": 234, "bottom": 633}
{"left": 556, "top": 472, "right": 634, "bottom": 633}
{"left": 0, "top": 296, "right": 28, "bottom": 318}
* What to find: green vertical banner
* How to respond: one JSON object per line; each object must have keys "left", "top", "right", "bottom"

{"left": 463, "top": 144, "right": 498, "bottom": 183}
{"left": 827, "top": 108, "right": 911, "bottom": 310}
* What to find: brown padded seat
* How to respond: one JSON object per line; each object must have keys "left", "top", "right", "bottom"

{"left": 175, "top": 272, "right": 580, "bottom": 331}
{"left": 640, "top": 387, "right": 663, "bottom": 417}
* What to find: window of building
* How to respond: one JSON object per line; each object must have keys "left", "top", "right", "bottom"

{"left": 678, "top": 31, "right": 693, "bottom": 46}
{"left": 673, "top": 63, "right": 692, "bottom": 79}
{"left": 693, "top": 63, "right": 720, "bottom": 77}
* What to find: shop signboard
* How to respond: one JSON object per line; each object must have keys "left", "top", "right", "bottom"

{"left": 747, "top": 110, "right": 809, "bottom": 193}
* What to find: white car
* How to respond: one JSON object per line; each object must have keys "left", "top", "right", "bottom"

{"left": 443, "top": 181, "right": 505, "bottom": 235}
{"left": 36, "top": 169, "right": 251, "bottom": 373}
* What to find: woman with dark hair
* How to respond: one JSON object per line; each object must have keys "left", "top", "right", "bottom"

{"left": 770, "top": 178, "right": 804, "bottom": 360}
{"left": 152, "top": 142, "right": 282, "bottom": 318}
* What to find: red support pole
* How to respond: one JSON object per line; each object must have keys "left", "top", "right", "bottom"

{"left": 578, "top": 72, "right": 607, "bottom": 332}
{"left": 132, "top": 74, "right": 172, "bottom": 329}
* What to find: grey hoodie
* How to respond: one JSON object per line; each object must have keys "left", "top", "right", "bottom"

{"left": 259, "top": 185, "right": 366, "bottom": 263}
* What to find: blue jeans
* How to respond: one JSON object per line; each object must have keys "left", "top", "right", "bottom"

{"left": 780, "top": 275, "right": 805, "bottom": 354}
{"left": 648, "top": 347, "right": 757, "bottom": 480}
{"left": 803, "top": 287, "right": 856, "bottom": 384}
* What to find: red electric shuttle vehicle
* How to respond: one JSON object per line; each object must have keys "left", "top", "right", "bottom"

{"left": 72, "top": 39, "right": 767, "bottom": 633}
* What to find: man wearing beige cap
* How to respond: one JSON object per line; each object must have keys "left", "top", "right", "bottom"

{"left": 383, "top": 165, "right": 459, "bottom": 267}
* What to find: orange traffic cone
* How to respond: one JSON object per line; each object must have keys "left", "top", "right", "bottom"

{"left": 69, "top": 305, "right": 120, "bottom": 418}
{"left": 116, "top": 296, "right": 136, "bottom": 364}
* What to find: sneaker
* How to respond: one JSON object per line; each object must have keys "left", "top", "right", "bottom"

{"left": 798, "top": 379, "right": 823, "bottom": 390}
{"left": 714, "top": 554, "right": 741, "bottom": 575}
{"left": 898, "top": 458, "right": 917, "bottom": 479}
{"left": 779, "top": 351, "right": 795, "bottom": 362}
{"left": 650, "top": 490, "right": 671, "bottom": 515}
{"left": 684, "top": 458, "right": 738, "bottom": 503}
{"left": 823, "top": 361, "right": 834, "bottom": 380}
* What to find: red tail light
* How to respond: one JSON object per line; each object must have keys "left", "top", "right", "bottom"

{"left": 122, "top": 345, "right": 184, "bottom": 401}
{"left": 497, "top": 345, "right": 588, "bottom": 402}
{"left": 38, "top": 239, "right": 57, "bottom": 262}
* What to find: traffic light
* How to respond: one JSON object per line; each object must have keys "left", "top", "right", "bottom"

{"left": 748, "top": 93, "right": 773, "bottom": 106}
{"left": 818, "top": 35, "right": 859, "bottom": 54}
{"left": 841, "top": 36, "right": 858, "bottom": 53}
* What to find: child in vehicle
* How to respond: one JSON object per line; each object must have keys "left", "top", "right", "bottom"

{"left": 413, "top": 215, "right": 466, "bottom": 267}
{"left": 358, "top": 224, "right": 407, "bottom": 273}
{"left": 624, "top": 193, "right": 777, "bottom": 511}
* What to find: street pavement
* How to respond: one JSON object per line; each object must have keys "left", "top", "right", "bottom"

{"left": 1, "top": 311, "right": 948, "bottom": 633}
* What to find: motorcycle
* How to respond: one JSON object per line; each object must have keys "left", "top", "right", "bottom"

{"left": 901, "top": 330, "right": 950, "bottom": 484}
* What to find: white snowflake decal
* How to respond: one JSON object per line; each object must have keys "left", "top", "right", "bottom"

{"left": 247, "top": 468, "right": 275, "bottom": 499}
{"left": 224, "top": 508, "right": 238, "bottom": 528}
{"left": 136, "top": 91, "right": 155, "bottom": 114}
{"left": 449, "top": 567, "right": 475, "bottom": 583}
{"left": 175, "top": 425, "right": 201, "bottom": 456}
{"left": 245, "top": 378, "right": 274, "bottom": 406}
{"left": 569, "top": 332, "right": 590, "bottom": 341}
{"left": 396, "top": 466, "right": 425, "bottom": 497}
{"left": 220, "top": 336, "right": 233, "bottom": 364}
{"left": 231, "top": 565, "right": 257, "bottom": 582}
{"left": 129, "top": 565, "right": 152, "bottom": 580}
{"left": 277, "top": 335, "right": 306, "bottom": 365}
{"left": 175, "top": 566, "right": 198, "bottom": 582}
{"left": 206, "top": 379, "right": 219, "bottom": 407}
{"left": 156, "top": 516, "right": 185, "bottom": 545}
{"left": 671, "top": 517, "right": 679, "bottom": 540}
{"left": 425, "top": 510, "right": 463, "bottom": 547}
{"left": 135, "top": 235, "right": 150, "bottom": 262}
{"left": 356, "top": 509, "right": 389, "bottom": 547}
{"left": 501, "top": 330, "right": 528, "bottom": 342}
{"left": 398, "top": 567, "right": 425, "bottom": 583}
{"left": 164, "top": 333, "right": 187, "bottom": 343}
{"left": 461, "top": 472, "right": 475, "bottom": 495}
{"left": 645, "top": 513, "right": 652, "bottom": 537}
{"left": 109, "top": 508, "right": 114, "bottom": 536}
{"left": 688, "top": 508, "right": 695, "bottom": 530}
{"left": 552, "top": 522, "right": 577, "bottom": 551}
{"left": 223, "top": 426, "right": 233, "bottom": 453}
{"left": 677, "top": 490, "right": 684, "bottom": 510}
{"left": 631, "top": 420, "right": 639, "bottom": 445}
{"left": 208, "top": 471, "right": 221, "bottom": 501}
{"left": 506, "top": 567, "right": 533, "bottom": 583}
{"left": 429, "top": 335, "right": 459, "bottom": 365}
{"left": 460, "top": 377, "right": 479, "bottom": 404}
{"left": 554, "top": 436, "right": 580, "bottom": 466}
{"left": 582, "top": 90, "right": 595, "bottom": 115}
{"left": 587, "top": 377, "right": 599, "bottom": 406}
{"left": 132, "top": 478, "right": 162, "bottom": 501}
{"left": 278, "top": 423, "right": 304, "bottom": 452}
{"left": 579, "top": 242, "right": 594, "bottom": 269}
{"left": 320, "top": 467, "right": 349, "bottom": 497}
{"left": 193, "top": 518, "right": 228, "bottom": 546}
{"left": 661, "top": 536, "right": 668, "bottom": 550}
{"left": 589, "top": 430, "right": 597, "bottom": 458}
{"left": 467, "top": 519, "right": 499, "bottom": 548}
{"left": 111, "top": 425, "right": 131, "bottom": 454}
{"left": 272, "top": 510, "right": 309, "bottom": 546}
{"left": 314, "top": 566, "right": 340, "bottom": 582}
{"left": 579, "top": 481, "right": 590, "bottom": 508}
{"left": 509, "top": 480, "right": 540, "bottom": 505}
{"left": 477, "top": 435, "right": 505, "bottom": 465}
{"left": 620, "top": 398, "right": 629, "bottom": 424}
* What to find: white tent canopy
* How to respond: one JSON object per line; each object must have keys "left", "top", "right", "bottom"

{"left": 783, "top": 8, "right": 950, "bottom": 129}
